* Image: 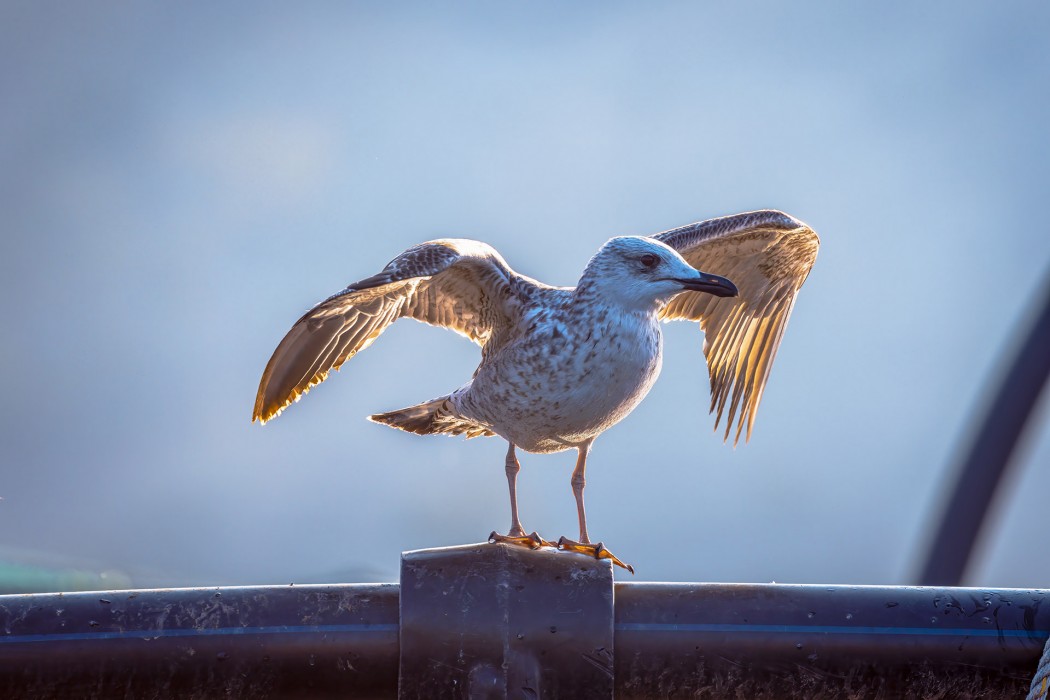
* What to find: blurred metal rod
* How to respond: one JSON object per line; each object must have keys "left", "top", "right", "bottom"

{"left": 918, "top": 267, "right": 1050, "bottom": 586}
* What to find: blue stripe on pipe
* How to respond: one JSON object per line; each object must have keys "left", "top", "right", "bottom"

{"left": 0, "top": 623, "right": 399, "bottom": 645}
{"left": 614, "top": 622, "right": 1049, "bottom": 639}
{"left": 5, "top": 622, "right": 1044, "bottom": 645}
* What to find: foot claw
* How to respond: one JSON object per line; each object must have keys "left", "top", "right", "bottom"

{"left": 527, "top": 531, "right": 556, "bottom": 548}
{"left": 556, "top": 537, "right": 634, "bottom": 574}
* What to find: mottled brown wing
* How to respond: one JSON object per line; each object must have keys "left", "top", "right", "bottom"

{"left": 654, "top": 210, "right": 819, "bottom": 445}
{"left": 252, "top": 239, "right": 522, "bottom": 424}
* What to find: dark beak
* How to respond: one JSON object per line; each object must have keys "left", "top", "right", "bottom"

{"left": 674, "top": 271, "right": 739, "bottom": 298}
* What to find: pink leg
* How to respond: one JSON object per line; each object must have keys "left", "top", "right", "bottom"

{"left": 489, "top": 442, "right": 552, "bottom": 549}
{"left": 557, "top": 442, "right": 634, "bottom": 574}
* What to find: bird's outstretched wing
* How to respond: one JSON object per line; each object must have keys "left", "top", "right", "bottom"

{"left": 253, "top": 239, "right": 523, "bottom": 424}
{"left": 654, "top": 210, "right": 819, "bottom": 445}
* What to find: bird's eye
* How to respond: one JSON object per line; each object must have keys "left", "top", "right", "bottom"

{"left": 639, "top": 254, "right": 659, "bottom": 268}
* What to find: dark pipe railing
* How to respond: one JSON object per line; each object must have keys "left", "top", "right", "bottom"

{"left": 615, "top": 582, "right": 1048, "bottom": 698}
{"left": 0, "top": 584, "right": 400, "bottom": 699}
{"left": 2, "top": 544, "right": 1047, "bottom": 698}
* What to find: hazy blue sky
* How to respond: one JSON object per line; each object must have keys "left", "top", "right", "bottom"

{"left": 2, "top": 2, "right": 1048, "bottom": 590}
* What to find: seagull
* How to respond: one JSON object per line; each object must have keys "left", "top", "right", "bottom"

{"left": 253, "top": 210, "right": 819, "bottom": 572}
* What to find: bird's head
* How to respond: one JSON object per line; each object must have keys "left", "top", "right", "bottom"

{"left": 578, "top": 236, "right": 738, "bottom": 311}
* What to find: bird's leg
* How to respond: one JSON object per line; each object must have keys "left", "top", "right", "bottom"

{"left": 572, "top": 443, "right": 590, "bottom": 544}
{"left": 557, "top": 443, "right": 635, "bottom": 574}
{"left": 489, "top": 442, "right": 552, "bottom": 549}
{"left": 506, "top": 442, "right": 526, "bottom": 538}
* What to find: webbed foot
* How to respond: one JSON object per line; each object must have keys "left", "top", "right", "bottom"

{"left": 557, "top": 536, "right": 635, "bottom": 574}
{"left": 489, "top": 530, "right": 554, "bottom": 549}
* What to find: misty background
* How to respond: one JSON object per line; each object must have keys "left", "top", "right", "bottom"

{"left": 2, "top": 2, "right": 1048, "bottom": 591}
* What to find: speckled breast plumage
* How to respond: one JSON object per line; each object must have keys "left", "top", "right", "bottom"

{"left": 452, "top": 291, "right": 664, "bottom": 453}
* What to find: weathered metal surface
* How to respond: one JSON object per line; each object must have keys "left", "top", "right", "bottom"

{"left": 399, "top": 542, "right": 614, "bottom": 699}
{"left": 0, "top": 583, "right": 398, "bottom": 699}
{"left": 1, "top": 553, "right": 1048, "bottom": 698}
{"left": 615, "top": 582, "right": 1050, "bottom": 699}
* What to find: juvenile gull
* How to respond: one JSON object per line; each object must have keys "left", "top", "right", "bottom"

{"left": 253, "top": 210, "right": 819, "bottom": 572}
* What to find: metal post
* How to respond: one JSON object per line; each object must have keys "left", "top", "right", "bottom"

{"left": 399, "top": 542, "right": 614, "bottom": 699}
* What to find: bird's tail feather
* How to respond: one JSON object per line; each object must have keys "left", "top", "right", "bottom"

{"left": 369, "top": 396, "right": 495, "bottom": 439}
